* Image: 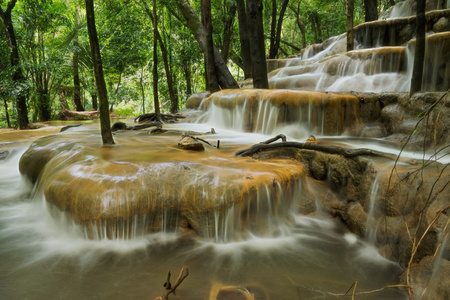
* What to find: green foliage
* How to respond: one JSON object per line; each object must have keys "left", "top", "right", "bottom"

{"left": 2, "top": 0, "right": 402, "bottom": 124}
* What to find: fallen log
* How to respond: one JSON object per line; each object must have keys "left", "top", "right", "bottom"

{"left": 59, "top": 110, "right": 99, "bottom": 120}
{"left": 135, "top": 112, "right": 185, "bottom": 124}
{"left": 111, "top": 121, "right": 161, "bottom": 132}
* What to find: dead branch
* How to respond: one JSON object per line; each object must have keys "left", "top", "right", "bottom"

{"left": 182, "top": 134, "right": 220, "bottom": 149}
{"left": 153, "top": 267, "right": 189, "bottom": 300}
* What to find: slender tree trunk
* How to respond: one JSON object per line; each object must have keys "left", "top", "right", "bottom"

{"left": 221, "top": 4, "right": 236, "bottom": 61}
{"left": 85, "top": 0, "right": 114, "bottom": 145}
{"left": 152, "top": 0, "right": 161, "bottom": 119}
{"left": 236, "top": 0, "right": 252, "bottom": 79}
{"left": 246, "top": 0, "right": 269, "bottom": 89}
{"left": 347, "top": 0, "right": 355, "bottom": 52}
{"left": 0, "top": 0, "right": 29, "bottom": 129}
{"left": 174, "top": 0, "right": 239, "bottom": 89}
{"left": 364, "top": 0, "right": 378, "bottom": 22}
{"left": 73, "top": 8, "right": 84, "bottom": 112}
{"left": 202, "top": 0, "right": 220, "bottom": 93}
{"left": 3, "top": 99, "right": 11, "bottom": 128}
{"left": 309, "top": 13, "right": 320, "bottom": 44}
{"left": 139, "top": 68, "right": 146, "bottom": 114}
{"left": 73, "top": 36, "right": 85, "bottom": 111}
{"left": 142, "top": 1, "right": 180, "bottom": 112}
{"left": 269, "top": 0, "right": 289, "bottom": 59}
{"left": 183, "top": 62, "right": 192, "bottom": 96}
{"left": 410, "top": 0, "right": 426, "bottom": 95}
{"left": 91, "top": 94, "right": 98, "bottom": 110}
{"left": 290, "top": 4, "right": 306, "bottom": 48}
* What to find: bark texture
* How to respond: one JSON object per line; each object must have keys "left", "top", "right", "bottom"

{"left": 0, "top": 0, "right": 29, "bottom": 129}
{"left": 174, "top": 0, "right": 239, "bottom": 89}
{"left": 246, "top": 0, "right": 269, "bottom": 89}
{"left": 85, "top": 0, "right": 114, "bottom": 144}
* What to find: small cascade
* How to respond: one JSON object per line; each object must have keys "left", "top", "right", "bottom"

{"left": 269, "top": 31, "right": 450, "bottom": 92}
{"left": 365, "top": 173, "right": 381, "bottom": 244}
{"left": 203, "top": 89, "right": 360, "bottom": 136}
{"left": 270, "top": 47, "right": 407, "bottom": 92}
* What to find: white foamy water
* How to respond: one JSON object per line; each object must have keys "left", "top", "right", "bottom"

{"left": 0, "top": 130, "right": 407, "bottom": 299}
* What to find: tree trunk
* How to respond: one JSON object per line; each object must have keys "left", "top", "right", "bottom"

{"left": 183, "top": 62, "right": 192, "bottom": 96}
{"left": 152, "top": 0, "right": 161, "bottom": 119}
{"left": 91, "top": 93, "right": 98, "bottom": 110}
{"left": 141, "top": 1, "right": 179, "bottom": 113}
{"left": 202, "top": 0, "right": 220, "bottom": 93}
{"left": 85, "top": 0, "right": 114, "bottom": 145}
{"left": 269, "top": 0, "right": 289, "bottom": 59}
{"left": 174, "top": 0, "right": 239, "bottom": 89}
{"left": 364, "top": 0, "right": 378, "bottom": 22}
{"left": 347, "top": 0, "right": 355, "bottom": 52}
{"left": 236, "top": 0, "right": 252, "bottom": 79}
{"left": 221, "top": 4, "right": 236, "bottom": 61}
{"left": 73, "top": 8, "right": 84, "bottom": 112}
{"left": 0, "top": 0, "right": 29, "bottom": 129}
{"left": 3, "top": 98, "right": 11, "bottom": 128}
{"left": 246, "top": 0, "right": 269, "bottom": 89}
{"left": 309, "top": 12, "right": 320, "bottom": 44}
{"left": 410, "top": 0, "right": 426, "bottom": 95}
{"left": 290, "top": 4, "right": 306, "bottom": 48}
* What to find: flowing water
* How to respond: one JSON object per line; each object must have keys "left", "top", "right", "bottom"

{"left": 0, "top": 121, "right": 408, "bottom": 300}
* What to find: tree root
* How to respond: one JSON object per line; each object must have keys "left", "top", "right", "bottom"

{"left": 234, "top": 135, "right": 400, "bottom": 161}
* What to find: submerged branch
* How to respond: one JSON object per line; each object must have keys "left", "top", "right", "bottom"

{"left": 182, "top": 134, "right": 220, "bottom": 149}
{"left": 153, "top": 267, "right": 189, "bottom": 300}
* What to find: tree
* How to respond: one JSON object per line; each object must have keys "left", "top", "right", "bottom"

{"left": 269, "top": 0, "right": 289, "bottom": 59}
{"left": 152, "top": 0, "right": 161, "bottom": 120}
{"left": 0, "top": 0, "right": 29, "bottom": 129}
{"left": 410, "top": 0, "right": 426, "bottom": 95}
{"left": 72, "top": 7, "right": 85, "bottom": 111}
{"left": 347, "top": 0, "right": 355, "bottom": 52}
{"left": 246, "top": 0, "right": 268, "bottom": 88}
{"left": 174, "top": 0, "right": 239, "bottom": 89}
{"left": 202, "top": 0, "right": 220, "bottom": 92}
{"left": 236, "top": 0, "right": 252, "bottom": 79}
{"left": 85, "top": 0, "right": 114, "bottom": 144}
{"left": 364, "top": 0, "right": 378, "bottom": 22}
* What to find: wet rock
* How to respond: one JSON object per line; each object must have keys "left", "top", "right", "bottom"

{"left": 210, "top": 283, "right": 269, "bottom": 300}
{"left": 185, "top": 91, "right": 211, "bottom": 110}
{"left": 380, "top": 104, "right": 405, "bottom": 135}
{"left": 345, "top": 202, "right": 367, "bottom": 237}
{"left": 111, "top": 121, "right": 129, "bottom": 131}
{"left": 178, "top": 136, "right": 205, "bottom": 151}
{"left": 403, "top": 256, "right": 450, "bottom": 300}
{"left": 0, "top": 150, "right": 9, "bottom": 160}
{"left": 433, "top": 17, "right": 450, "bottom": 33}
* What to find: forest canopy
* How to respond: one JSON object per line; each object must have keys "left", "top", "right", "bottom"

{"left": 1, "top": 0, "right": 400, "bottom": 128}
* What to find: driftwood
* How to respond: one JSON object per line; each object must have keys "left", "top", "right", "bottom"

{"left": 60, "top": 124, "right": 82, "bottom": 132}
{"left": 153, "top": 267, "right": 189, "bottom": 300}
{"left": 111, "top": 121, "right": 161, "bottom": 132}
{"left": 150, "top": 128, "right": 216, "bottom": 136}
{"left": 182, "top": 134, "right": 220, "bottom": 149}
{"left": 235, "top": 134, "right": 401, "bottom": 161}
{"left": 59, "top": 110, "right": 99, "bottom": 120}
{"left": 134, "top": 112, "right": 185, "bottom": 124}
